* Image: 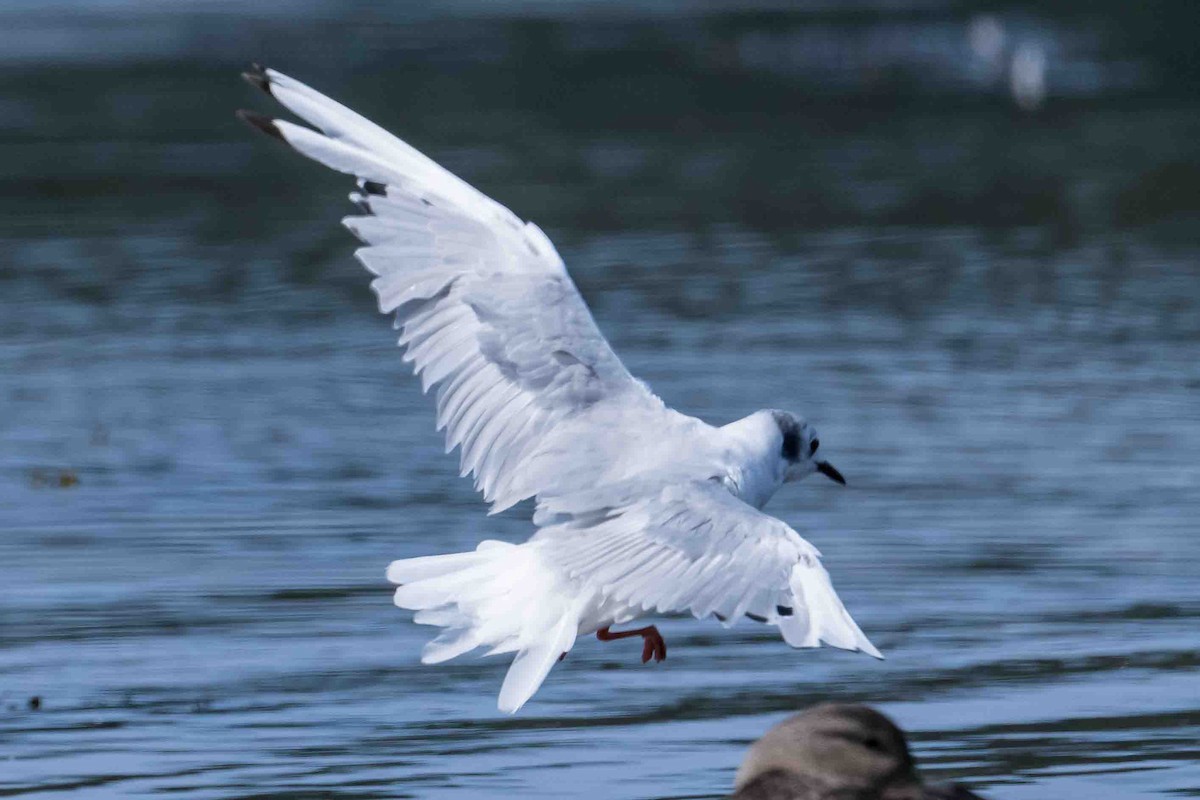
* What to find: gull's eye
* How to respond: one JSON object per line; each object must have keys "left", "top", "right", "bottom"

{"left": 810, "top": 438, "right": 820, "bottom": 455}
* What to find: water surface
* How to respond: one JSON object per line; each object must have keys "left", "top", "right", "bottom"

{"left": 2, "top": 3, "right": 1199, "bottom": 798}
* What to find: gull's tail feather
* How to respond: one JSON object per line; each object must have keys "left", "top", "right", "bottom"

{"left": 779, "top": 561, "right": 883, "bottom": 660}
{"left": 387, "top": 540, "right": 580, "bottom": 713}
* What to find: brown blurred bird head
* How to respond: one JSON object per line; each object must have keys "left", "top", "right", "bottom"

{"left": 733, "top": 703, "right": 988, "bottom": 799}
{"left": 735, "top": 703, "right": 918, "bottom": 796}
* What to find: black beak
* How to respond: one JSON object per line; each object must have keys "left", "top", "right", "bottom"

{"left": 919, "top": 782, "right": 989, "bottom": 799}
{"left": 816, "top": 461, "right": 846, "bottom": 485}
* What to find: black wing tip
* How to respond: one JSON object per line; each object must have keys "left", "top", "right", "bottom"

{"left": 360, "top": 179, "right": 387, "bottom": 196}
{"left": 241, "top": 63, "right": 272, "bottom": 95}
{"left": 236, "top": 109, "right": 285, "bottom": 142}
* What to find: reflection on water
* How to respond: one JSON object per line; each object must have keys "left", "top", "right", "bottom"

{"left": 1, "top": 3, "right": 1198, "bottom": 799}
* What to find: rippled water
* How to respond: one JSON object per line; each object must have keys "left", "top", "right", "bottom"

{"left": 2, "top": 3, "right": 1199, "bottom": 798}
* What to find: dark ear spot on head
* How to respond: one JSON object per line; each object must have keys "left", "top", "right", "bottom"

{"left": 781, "top": 429, "right": 801, "bottom": 461}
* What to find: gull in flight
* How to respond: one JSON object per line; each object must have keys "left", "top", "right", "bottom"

{"left": 238, "top": 65, "right": 881, "bottom": 713}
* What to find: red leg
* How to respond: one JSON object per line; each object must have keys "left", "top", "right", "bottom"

{"left": 596, "top": 625, "right": 667, "bottom": 663}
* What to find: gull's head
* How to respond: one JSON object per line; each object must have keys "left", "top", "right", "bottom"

{"left": 734, "top": 703, "right": 918, "bottom": 796}
{"left": 771, "top": 410, "right": 845, "bottom": 486}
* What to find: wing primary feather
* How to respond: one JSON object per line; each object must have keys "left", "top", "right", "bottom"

{"left": 445, "top": 371, "right": 502, "bottom": 452}
{"left": 236, "top": 110, "right": 284, "bottom": 142}
{"left": 413, "top": 328, "right": 479, "bottom": 391}
{"left": 474, "top": 394, "right": 538, "bottom": 499}
{"left": 458, "top": 383, "right": 516, "bottom": 469}
{"left": 462, "top": 388, "right": 526, "bottom": 492}
{"left": 241, "top": 65, "right": 271, "bottom": 96}
{"left": 404, "top": 316, "right": 474, "bottom": 374}
{"left": 434, "top": 356, "right": 489, "bottom": 434}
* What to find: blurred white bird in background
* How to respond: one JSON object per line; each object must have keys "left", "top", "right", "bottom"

{"left": 966, "top": 13, "right": 1049, "bottom": 111}
{"left": 239, "top": 66, "right": 880, "bottom": 713}
{"left": 967, "top": 14, "right": 1007, "bottom": 80}
{"left": 1010, "top": 41, "right": 1048, "bottom": 111}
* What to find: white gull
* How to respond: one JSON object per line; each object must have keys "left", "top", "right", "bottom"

{"left": 238, "top": 65, "right": 881, "bottom": 714}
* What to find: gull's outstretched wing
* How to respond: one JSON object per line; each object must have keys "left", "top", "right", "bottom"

{"left": 538, "top": 479, "right": 881, "bottom": 657}
{"left": 238, "top": 66, "right": 673, "bottom": 512}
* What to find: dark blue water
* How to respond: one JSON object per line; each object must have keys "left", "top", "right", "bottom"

{"left": 2, "top": 3, "right": 1199, "bottom": 798}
